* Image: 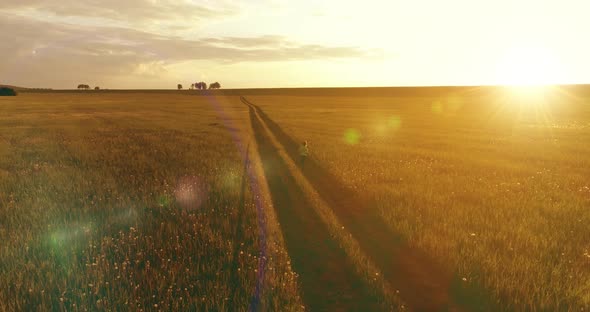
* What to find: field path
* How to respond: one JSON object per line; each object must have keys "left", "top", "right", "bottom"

{"left": 242, "top": 96, "right": 477, "bottom": 312}
{"left": 245, "top": 99, "right": 384, "bottom": 311}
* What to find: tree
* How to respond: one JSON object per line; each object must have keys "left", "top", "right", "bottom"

{"left": 94, "top": 86, "right": 100, "bottom": 90}
{"left": 0, "top": 87, "right": 17, "bottom": 96}
{"left": 209, "top": 82, "right": 221, "bottom": 89}
{"left": 194, "top": 82, "right": 206, "bottom": 90}
{"left": 190, "top": 83, "right": 195, "bottom": 90}
{"left": 177, "top": 84, "right": 183, "bottom": 90}
{"left": 77, "top": 84, "right": 90, "bottom": 90}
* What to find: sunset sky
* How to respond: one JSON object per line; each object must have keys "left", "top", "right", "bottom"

{"left": 1, "top": 0, "right": 589, "bottom": 89}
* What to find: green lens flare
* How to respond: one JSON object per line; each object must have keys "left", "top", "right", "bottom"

{"left": 50, "top": 231, "right": 67, "bottom": 247}
{"left": 158, "top": 195, "right": 170, "bottom": 207}
{"left": 344, "top": 129, "right": 361, "bottom": 145}
{"left": 388, "top": 116, "right": 402, "bottom": 130}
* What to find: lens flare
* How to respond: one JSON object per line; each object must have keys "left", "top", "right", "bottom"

{"left": 174, "top": 175, "right": 207, "bottom": 210}
{"left": 431, "top": 96, "right": 464, "bottom": 115}
{"left": 157, "top": 194, "right": 171, "bottom": 207}
{"left": 375, "top": 116, "right": 402, "bottom": 136}
{"left": 219, "top": 164, "right": 241, "bottom": 193}
{"left": 344, "top": 128, "right": 361, "bottom": 145}
{"left": 50, "top": 230, "right": 71, "bottom": 247}
{"left": 503, "top": 85, "right": 551, "bottom": 106}
{"left": 46, "top": 222, "right": 93, "bottom": 266}
{"left": 388, "top": 116, "right": 402, "bottom": 130}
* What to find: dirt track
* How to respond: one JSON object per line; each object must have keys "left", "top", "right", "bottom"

{"left": 246, "top": 99, "right": 382, "bottom": 311}
{"left": 242, "top": 96, "right": 501, "bottom": 311}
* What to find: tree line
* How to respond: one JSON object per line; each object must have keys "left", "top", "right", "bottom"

{"left": 178, "top": 81, "right": 221, "bottom": 90}
{"left": 74, "top": 82, "right": 222, "bottom": 90}
{"left": 77, "top": 84, "right": 100, "bottom": 90}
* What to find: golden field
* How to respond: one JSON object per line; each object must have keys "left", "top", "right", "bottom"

{"left": 247, "top": 86, "right": 590, "bottom": 311}
{"left": 0, "top": 93, "right": 302, "bottom": 311}
{"left": 1, "top": 87, "right": 589, "bottom": 311}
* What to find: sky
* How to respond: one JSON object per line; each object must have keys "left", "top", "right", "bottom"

{"left": 1, "top": 0, "right": 590, "bottom": 89}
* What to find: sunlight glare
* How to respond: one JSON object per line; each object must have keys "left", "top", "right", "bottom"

{"left": 504, "top": 84, "right": 549, "bottom": 102}
{"left": 495, "top": 45, "right": 565, "bottom": 86}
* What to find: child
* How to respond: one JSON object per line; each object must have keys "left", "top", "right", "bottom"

{"left": 299, "top": 141, "right": 309, "bottom": 169}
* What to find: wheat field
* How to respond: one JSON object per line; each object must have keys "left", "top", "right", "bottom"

{"left": 1, "top": 88, "right": 589, "bottom": 311}
{"left": 246, "top": 86, "right": 590, "bottom": 311}
{"left": 0, "top": 93, "right": 302, "bottom": 311}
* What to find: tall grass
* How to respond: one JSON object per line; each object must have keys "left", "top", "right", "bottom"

{"left": 0, "top": 93, "right": 301, "bottom": 311}
{"left": 248, "top": 89, "right": 590, "bottom": 310}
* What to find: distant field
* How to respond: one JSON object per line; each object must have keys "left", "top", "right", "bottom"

{"left": 2, "top": 88, "right": 590, "bottom": 311}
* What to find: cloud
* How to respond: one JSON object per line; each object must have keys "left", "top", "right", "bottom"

{"left": 199, "top": 35, "right": 290, "bottom": 48}
{"left": 0, "top": 11, "right": 379, "bottom": 88}
{"left": 0, "top": 0, "right": 238, "bottom": 25}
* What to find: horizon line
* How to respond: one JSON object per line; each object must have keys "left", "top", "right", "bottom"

{"left": 7, "top": 83, "right": 590, "bottom": 91}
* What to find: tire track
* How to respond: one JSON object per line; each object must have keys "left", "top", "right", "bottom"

{"left": 241, "top": 96, "right": 497, "bottom": 312}
{"left": 229, "top": 144, "right": 251, "bottom": 311}
{"left": 246, "top": 101, "right": 383, "bottom": 311}
{"left": 201, "top": 94, "right": 267, "bottom": 311}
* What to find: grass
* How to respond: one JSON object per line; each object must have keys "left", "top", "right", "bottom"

{"left": 246, "top": 86, "right": 590, "bottom": 310}
{"left": 2, "top": 87, "right": 590, "bottom": 311}
{"left": 0, "top": 93, "right": 302, "bottom": 311}
{"left": 245, "top": 97, "right": 410, "bottom": 310}
{"left": 245, "top": 97, "right": 457, "bottom": 310}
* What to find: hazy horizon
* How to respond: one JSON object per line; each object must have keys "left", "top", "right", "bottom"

{"left": 8, "top": 83, "right": 590, "bottom": 91}
{"left": 2, "top": 0, "right": 590, "bottom": 89}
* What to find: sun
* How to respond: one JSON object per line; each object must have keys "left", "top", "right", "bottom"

{"left": 495, "top": 45, "right": 565, "bottom": 86}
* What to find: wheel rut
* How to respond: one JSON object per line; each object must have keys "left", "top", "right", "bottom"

{"left": 242, "top": 96, "right": 496, "bottom": 312}
{"left": 246, "top": 100, "right": 382, "bottom": 311}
